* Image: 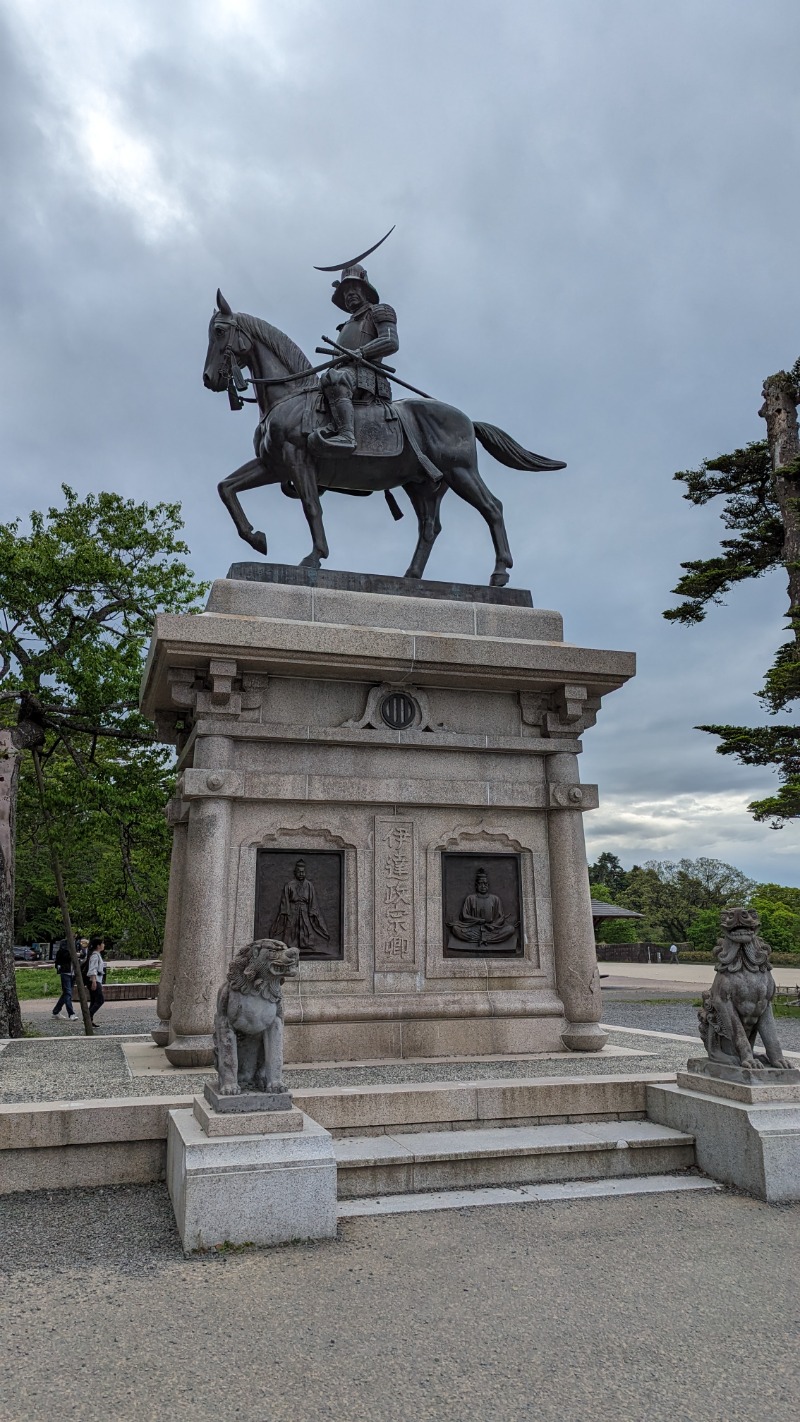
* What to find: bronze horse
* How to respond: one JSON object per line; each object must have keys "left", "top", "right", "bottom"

{"left": 203, "top": 292, "right": 565, "bottom": 586}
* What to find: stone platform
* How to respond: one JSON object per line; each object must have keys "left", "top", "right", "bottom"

{"left": 648, "top": 1063, "right": 800, "bottom": 1203}
{"left": 140, "top": 569, "right": 634, "bottom": 1068}
{"left": 167, "top": 1103, "right": 337, "bottom": 1251}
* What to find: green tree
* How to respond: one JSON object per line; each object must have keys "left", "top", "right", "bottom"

{"left": 685, "top": 907, "right": 722, "bottom": 954}
{"left": 621, "top": 858, "right": 755, "bottom": 942}
{"left": 664, "top": 362, "right": 800, "bottom": 824}
{"left": 14, "top": 739, "right": 174, "bottom": 956}
{"left": 0, "top": 486, "right": 205, "bottom": 1036}
{"left": 588, "top": 851, "right": 629, "bottom": 899}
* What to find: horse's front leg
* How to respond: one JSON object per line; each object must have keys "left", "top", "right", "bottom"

{"left": 283, "top": 445, "right": 329, "bottom": 568}
{"left": 218, "top": 457, "right": 278, "bottom": 557}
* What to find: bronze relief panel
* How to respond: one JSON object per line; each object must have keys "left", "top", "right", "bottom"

{"left": 442, "top": 852, "right": 522, "bottom": 957}
{"left": 255, "top": 849, "right": 343, "bottom": 961}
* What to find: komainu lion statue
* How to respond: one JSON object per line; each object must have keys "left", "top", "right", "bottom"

{"left": 213, "top": 938, "right": 300, "bottom": 1095}
{"left": 698, "top": 907, "right": 789, "bottom": 1071}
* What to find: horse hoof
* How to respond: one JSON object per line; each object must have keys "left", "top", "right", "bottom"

{"left": 249, "top": 531, "right": 267, "bottom": 556}
{"left": 300, "top": 553, "right": 322, "bottom": 569}
{"left": 403, "top": 568, "right": 422, "bottom": 580}
{"left": 490, "top": 571, "right": 510, "bottom": 587}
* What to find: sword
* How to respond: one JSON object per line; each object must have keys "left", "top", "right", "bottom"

{"left": 317, "top": 336, "right": 432, "bottom": 399}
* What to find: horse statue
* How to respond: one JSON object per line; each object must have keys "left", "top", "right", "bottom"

{"left": 203, "top": 291, "right": 566, "bottom": 587}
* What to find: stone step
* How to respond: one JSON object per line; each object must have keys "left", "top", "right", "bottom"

{"left": 339, "top": 1172, "right": 721, "bottom": 1218}
{"left": 335, "top": 1119, "right": 695, "bottom": 1199}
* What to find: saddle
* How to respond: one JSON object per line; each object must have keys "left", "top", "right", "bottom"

{"left": 303, "top": 393, "right": 404, "bottom": 459}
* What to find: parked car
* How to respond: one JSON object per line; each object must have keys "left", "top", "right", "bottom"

{"left": 13, "top": 945, "right": 43, "bottom": 962}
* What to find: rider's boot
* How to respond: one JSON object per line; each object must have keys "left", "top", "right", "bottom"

{"left": 317, "top": 394, "right": 356, "bottom": 451}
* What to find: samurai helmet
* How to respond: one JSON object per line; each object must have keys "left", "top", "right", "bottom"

{"left": 331, "top": 262, "right": 379, "bottom": 310}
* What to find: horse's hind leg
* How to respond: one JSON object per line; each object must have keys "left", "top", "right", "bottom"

{"left": 403, "top": 481, "right": 445, "bottom": 579}
{"left": 218, "top": 457, "right": 278, "bottom": 556}
{"left": 444, "top": 459, "right": 512, "bottom": 586}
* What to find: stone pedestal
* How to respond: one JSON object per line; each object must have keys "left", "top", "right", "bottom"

{"left": 141, "top": 566, "right": 634, "bottom": 1066}
{"left": 167, "top": 1098, "right": 337, "bottom": 1251}
{"left": 647, "top": 1065, "right": 800, "bottom": 1203}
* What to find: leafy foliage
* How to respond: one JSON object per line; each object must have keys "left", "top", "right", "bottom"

{"left": 0, "top": 485, "right": 201, "bottom": 718}
{"left": 664, "top": 442, "right": 784, "bottom": 626}
{"left": 588, "top": 854, "right": 757, "bottom": 943}
{"left": 14, "top": 740, "right": 174, "bottom": 955}
{"left": 588, "top": 851, "right": 629, "bottom": 899}
{"left": 0, "top": 487, "right": 206, "bottom": 1029}
{"left": 663, "top": 367, "right": 800, "bottom": 825}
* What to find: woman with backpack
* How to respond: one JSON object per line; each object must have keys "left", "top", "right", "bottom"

{"left": 85, "top": 935, "right": 107, "bottom": 1021}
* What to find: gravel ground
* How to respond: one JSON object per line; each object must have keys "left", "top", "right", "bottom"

{"left": 21, "top": 1002, "right": 160, "bottom": 1037}
{"left": 1, "top": 1183, "right": 798, "bottom": 1422}
{"left": 5, "top": 998, "right": 798, "bottom": 1105}
{"left": 601, "top": 997, "right": 800, "bottom": 1052}
{"left": 0, "top": 1029, "right": 692, "bottom": 1105}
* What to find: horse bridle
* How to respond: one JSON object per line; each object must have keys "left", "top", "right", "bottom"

{"left": 213, "top": 312, "right": 335, "bottom": 409}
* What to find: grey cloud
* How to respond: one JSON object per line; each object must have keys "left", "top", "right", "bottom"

{"left": 2, "top": 0, "right": 800, "bottom": 880}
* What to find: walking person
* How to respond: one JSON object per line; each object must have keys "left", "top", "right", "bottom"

{"left": 52, "top": 940, "right": 77, "bottom": 1020}
{"left": 669, "top": 942, "right": 679, "bottom": 966}
{"left": 86, "top": 935, "right": 107, "bottom": 1021}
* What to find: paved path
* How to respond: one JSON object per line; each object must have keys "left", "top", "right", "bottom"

{"left": 598, "top": 961, "right": 800, "bottom": 989}
{"left": 1, "top": 1183, "right": 797, "bottom": 1422}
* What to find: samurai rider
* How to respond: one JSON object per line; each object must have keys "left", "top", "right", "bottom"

{"left": 316, "top": 261, "right": 399, "bottom": 451}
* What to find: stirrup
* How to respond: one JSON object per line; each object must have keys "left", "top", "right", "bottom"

{"left": 309, "top": 427, "right": 357, "bottom": 453}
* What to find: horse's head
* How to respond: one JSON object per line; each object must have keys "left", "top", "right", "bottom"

{"left": 203, "top": 289, "right": 252, "bottom": 393}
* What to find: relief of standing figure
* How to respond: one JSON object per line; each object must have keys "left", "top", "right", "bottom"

{"left": 270, "top": 859, "right": 331, "bottom": 953}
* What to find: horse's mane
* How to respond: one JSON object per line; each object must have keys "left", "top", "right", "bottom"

{"left": 237, "top": 312, "right": 319, "bottom": 390}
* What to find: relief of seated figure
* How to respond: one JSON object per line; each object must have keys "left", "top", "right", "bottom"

{"left": 446, "top": 867, "right": 518, "bottom": 952}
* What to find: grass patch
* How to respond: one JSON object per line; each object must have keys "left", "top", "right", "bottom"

{"left": 691, "top": 996, "right": 800, "bottom": 1019}
{"left": 14, "top": 965, "right": 161, "bottom": 1000}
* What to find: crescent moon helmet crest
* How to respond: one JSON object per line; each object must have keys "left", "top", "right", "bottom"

{"left": 313, "top": 225, "right": 395, "bottom": 273}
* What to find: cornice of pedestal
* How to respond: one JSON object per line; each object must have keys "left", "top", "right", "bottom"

{"left": 139, "top": 608, "right": 635, "bottom": 724}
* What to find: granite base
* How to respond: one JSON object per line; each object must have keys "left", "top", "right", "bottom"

{"left": 193, "top": 1096, "right": 304, "bottom": 1138}
{"left": 204, "top": 1083, "right": 294, "bottom": 1113}
{"left": 167, "top": 1108, "right": 337, "bottom": 1251}
{"left": 647, "top": 1081, "right": 800, "bottom": 1203}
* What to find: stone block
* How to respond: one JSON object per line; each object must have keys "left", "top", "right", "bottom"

{"left": 680, "top": 1057, "right": 800, "bottom": 1099}
{"left": 203, "top": 1083, "right": 295, "bottom": 1114}
{"left": 193, "top": 1096, "right": 304, "bottom": 1137}
{"left": 647, "top": 1082, "right": 800, "bottom": 1202}
{"left": 0, "top": 1141, "right": 166, "bottom": 1194}
{"left": 167, "top": 1108, "right": 337, "bottom": 1251}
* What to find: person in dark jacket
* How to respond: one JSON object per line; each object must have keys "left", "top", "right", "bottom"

{"left": 52, "top": 940, "right": 77, "bottom": 1020}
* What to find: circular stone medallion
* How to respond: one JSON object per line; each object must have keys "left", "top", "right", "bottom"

{"left": 380, "top": 690, "right": 416, "bottom": 730}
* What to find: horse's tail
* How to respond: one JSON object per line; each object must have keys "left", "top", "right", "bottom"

{"left": 473, "top": 421, "right": 566, "bottom": 472}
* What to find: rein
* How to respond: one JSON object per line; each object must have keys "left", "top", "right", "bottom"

{"left": 216, "top": 314, "right": 330, "bottom": 408}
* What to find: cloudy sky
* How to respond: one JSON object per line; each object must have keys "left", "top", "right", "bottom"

{"left": 3, "top": 0, "right": 800, "bottom": 884}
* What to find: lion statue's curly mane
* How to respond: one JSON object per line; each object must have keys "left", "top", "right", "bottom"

{"left": 214, "top": 938, "right": 300, "bottom": 1096}
{"left": 698, "top": 908, "right": 789, "bottom": 1071}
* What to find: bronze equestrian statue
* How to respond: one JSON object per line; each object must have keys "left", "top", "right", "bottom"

{"left": 203, "top": 243, "right": 566, "bottom": 587}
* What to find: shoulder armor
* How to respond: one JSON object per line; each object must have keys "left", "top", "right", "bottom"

{"left": 335, "top": 321, "right": 346, "bottom": 332}
{"left": 371, "top": 303, "right": 397, "bottom": 325}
